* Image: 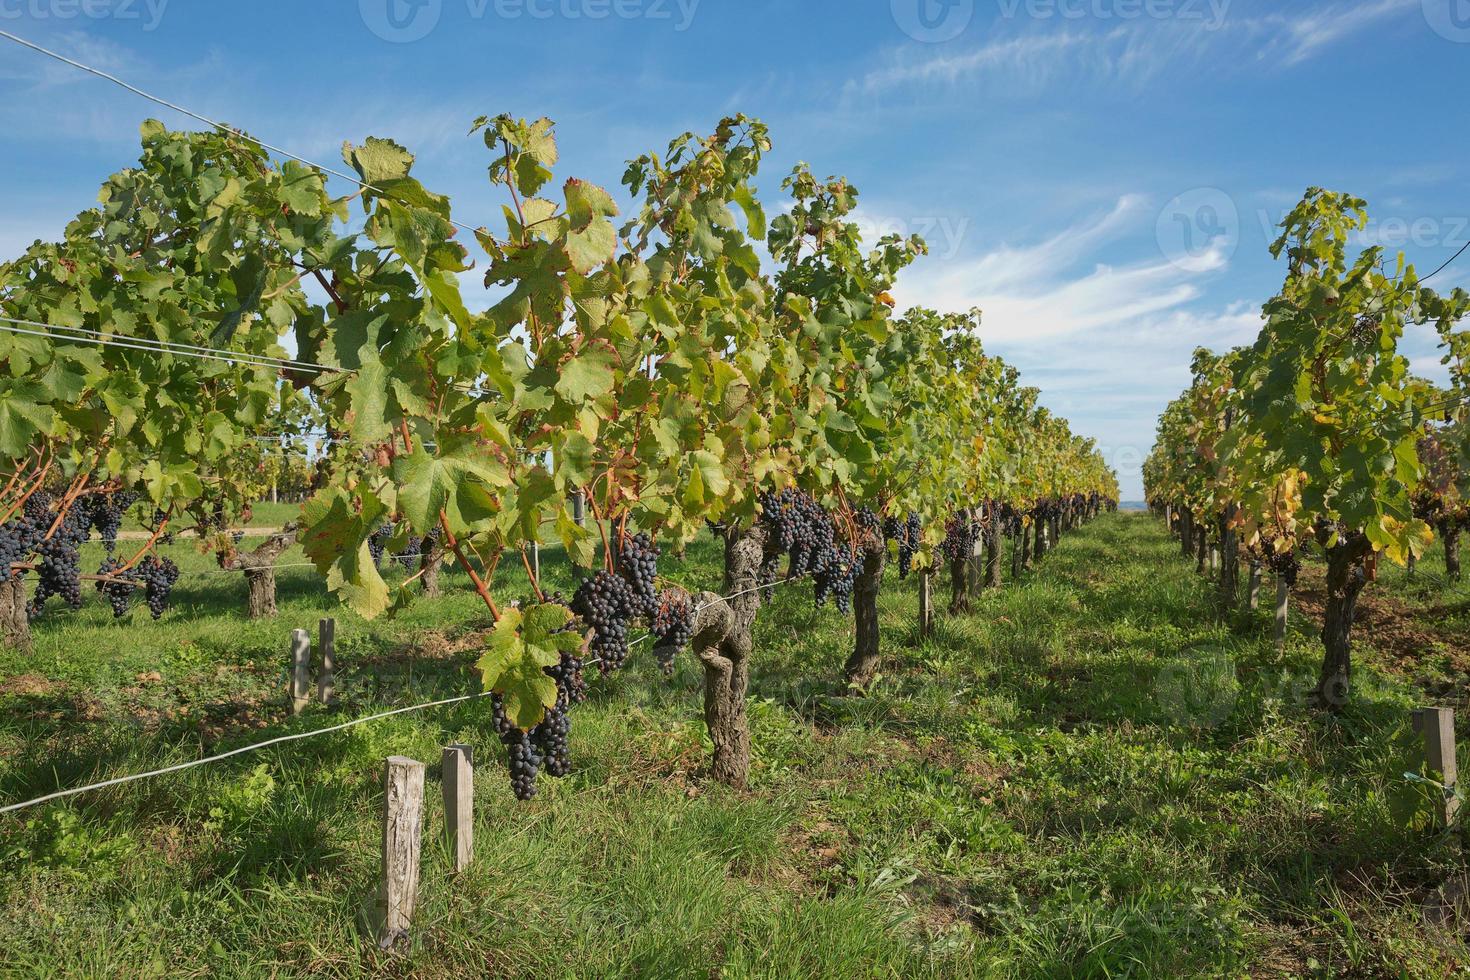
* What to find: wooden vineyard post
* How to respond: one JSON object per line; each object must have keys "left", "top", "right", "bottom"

{"left": 1273, "top": 578, "right": 1290, "bottom": 649}
{"left": 318, "top": 618, "right": 336, "bottom": 705}
{"left": 918, "top": 571, "right": 933, "bottom": 641}
{"left": 289, "top": 629, "right": 311, "bottom": 715}
{"left": 570, "top": 489, "right": 587, "bottom": 580}
{"left": 379, "top": 756, "right": 425, "bottom": 948}
{"left": 442, "top": 744, "right": 474, "bottom": 873}
{"left": 1412, "top": 708, "right": 1460, "bottom": 829}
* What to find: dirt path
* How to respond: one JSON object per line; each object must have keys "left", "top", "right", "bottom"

{"left": 114, "top": 527, "right": 283, "bottom": 541}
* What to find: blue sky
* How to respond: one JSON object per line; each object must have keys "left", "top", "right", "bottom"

{"left": 3, "top": 0, "right": 1467, "bottom": 498}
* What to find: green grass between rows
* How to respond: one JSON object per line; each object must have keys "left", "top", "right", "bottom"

{"left": 1, "top": 515, "right": 1467, "bottom": 978}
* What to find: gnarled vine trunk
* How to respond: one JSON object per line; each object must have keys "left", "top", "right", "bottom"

{"left": 1010, "top": 529, "right": 1023, "bottom": 579}
{"left": 420, "top": 536, "right": 447, "bottom": 599}
{"left": 1195, "top": 527, "right": 1208, "bottom": 575}
{"left": 1317, "top": 537, "right": 1370, "bottom": 708}
{"left": 223, "top": 524, "right": 300, "bottom": 620}
{"left": 1443, "top": 523, "right": 1462, "bottom": 583}
{"left": 687, "top": 524, "right": 774, "bottom": 788}
{"left": 949, "top": 549, "right": 971, "bottom": 615}
{"left": 1217, "top": 507, "right": 1239, "bottom": 609}
{"left": 1021, "top": 524, "right": 1033, "bottom": 570}
{"left": 984, "top": 521, "right": 1002, "bottom": 588}
{"left": 845, "top": 536, "right": 888, "bottom": 689}
{"left": 1034, "top": 518, "right": 1048, "bottom": 561}
{"left": 1180, "top": 508, "right": 1195, "bottom": 559}
{"left": 0, "top": 578, "right": 29, "bottom": 653}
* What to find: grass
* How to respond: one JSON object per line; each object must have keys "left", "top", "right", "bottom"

{"left": 1, "top": 514, "right": 1467, "bottom": 977}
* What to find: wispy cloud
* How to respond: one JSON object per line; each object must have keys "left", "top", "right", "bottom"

{"left": 1258, "top": 0, "right": 1417, "bottom": 67}
{"left": 856, "top": 30, "right": 1103, "bottom": 94}
{"left": 894, "top": 194, "right": 1222, "bottom": 341}
{"left": 854, "top": 0, "right": 1417, "bottom": 97}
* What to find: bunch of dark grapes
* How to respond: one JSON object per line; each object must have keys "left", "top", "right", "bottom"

{"left": 883, "top": 513, "right": 921, "bottom": 579}
{"left": 942, "top": 513, "right": 982, "bottom": 564}
{"left": 787, "top": 495, "right": 835, "bottom": 579}
{"left": 231, "top": 530, "right": 245, "bottom": 546}
{"left": 571, "top": 571, "right": 640, "bottom": 674}
{"left": 149, "top": 510, "right": 176, "bottom": 546}
{"left": 394, "top": 536, "right": 422, "bottom": 571}
{"left": 0, "top": 503, "right": 45, "bottom": 585}
{"left": 1266, "top": 549, "right": 1301, "bottom": 588}
{"left": 368, "top": 522, "right": 393, "bottom": 566}
{"left": 814, "top": 543, "right": 859, "bottom": 614}
{"left": 760, "top": 488, "right": 838, "bottom": 579}
{"left": 95, "top": 557, "right": 138, "bottom": 617}
{"left": 135, "top": 556, "right": 181, "bottom": 619}
{"left": 856, "top": 507, "right": 882, "bottom": 538}
{"left": 539, "top": 594, "right": 589, "bottom": 706}
{"left": 759, "top": 488, "right": 803, "bottom": 552}
{"left": 758, "top": 553, "right": 783, "bottom": 591}
{"left": 27, "top": 506, "right": 92, "bottom": 619}
{"left": 617, "top": 532, "right": 661, "bottom": 617}
{"left": 88, "top": 490, "right": 138, "bottom": 555}
{"left": 531, "top": 696, "right": 572, "bottom": 779}
{"left": 651, "top": 591, "right": 696, "bottom": 675}
{"left": 548, "top": 648, "right": 589, "bottom": 706}
{"left": 492, "top": 693, "right": 548, "bottom": 800}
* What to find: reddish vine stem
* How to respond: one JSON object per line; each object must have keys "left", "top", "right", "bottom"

{"left": 311, "top": 269, "right": 347, "bottom": 315}
{"left": 120, "top": 508, "right": 173, "bottom": 572}
{"left": 439, "top": 511, "right": 500, "bottom": 621}
{"left": 519, "top": 545, "right": 545, "bottom": 602}
{"left": 43, "top": 473, "right": 92, "bottom": 542}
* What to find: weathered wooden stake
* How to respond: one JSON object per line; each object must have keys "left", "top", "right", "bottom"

{"left": 1246, "top": 563, "right": 1263, "bottom": 612}
{"left": 918, "top": 571, "right": 933, "bottom": 640}
{"left": 379, "top": 756, "right": 425, "bottom": 948}
{"left": 289, "top": 629, "right": 311, "bottom": 715}
{"left": 1412, "top": 708, "right": 1460, "bottom": 829}
{"left": 318, "top": 618, "right": 336, "bottom": 705}
{"left": 442, "top": 744, "right": 474, "bottom": 873}
{"left": 1273, "top": 578, "right": 1290, "bottom": 648}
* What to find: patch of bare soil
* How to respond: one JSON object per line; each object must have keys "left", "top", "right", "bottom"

{"left": 1292, "top": 564, "right": 1470, "bottom": 695}
{"left": 0, "top": 673, "right": 63, "bottom": 697}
